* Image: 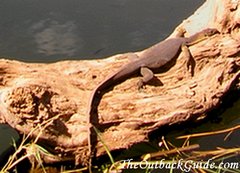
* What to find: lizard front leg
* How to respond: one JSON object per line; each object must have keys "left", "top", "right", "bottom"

{"left": 168, "top": 25, "right": 186, "bottom": 38}
{"left": 181, "top": 43, "right": 195, "bottom": 77}
{"left": 138, "top": 67, "right": 154, "bottom": 90}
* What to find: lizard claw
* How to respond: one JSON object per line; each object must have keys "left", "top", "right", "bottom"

{"left": 137, "top": 80, "right": 146, "bottom": 91}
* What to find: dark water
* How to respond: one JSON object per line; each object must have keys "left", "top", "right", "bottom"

{"left": 0, "top": 0, "right": 204, "bottom": 62}
{"left": 0, "top": 0, "right": 239, "bottom": 172}
{"left": 0, "top": 124, "right": 19, "bottom": 164}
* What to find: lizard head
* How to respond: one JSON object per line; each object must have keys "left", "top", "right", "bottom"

{"left": 186, "top": 28, "right": 219, "bottom": 45}
{"left": 201, "top": 28, "right": 220, "bottom": 37}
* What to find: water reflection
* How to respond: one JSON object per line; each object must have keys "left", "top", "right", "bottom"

{"left": 31, "top": 20, "right": 80, "bottom": 57}
{"left": 0, "top": 0, "right": 205, "bottom": 62}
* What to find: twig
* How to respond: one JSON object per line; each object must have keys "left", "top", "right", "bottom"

{"left": 177, "top": 124, "right": 240, "bottom": 139}
{"left": 141, "top": 144, "right": 199, "bottom": 160}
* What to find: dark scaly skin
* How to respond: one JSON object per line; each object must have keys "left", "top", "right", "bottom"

{"left": 87, "top": 28, "right": 219, "bottom": 170}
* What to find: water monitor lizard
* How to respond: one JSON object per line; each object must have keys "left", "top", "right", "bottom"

{"left": 87, "top": 28, "right": 219, "bottom": 169}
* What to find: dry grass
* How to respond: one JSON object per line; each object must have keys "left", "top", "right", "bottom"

{"left": 1, "top": 121, "right": 240, "bottom": 173}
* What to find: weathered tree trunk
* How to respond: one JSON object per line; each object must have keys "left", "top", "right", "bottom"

{"left": 0, "top": 0, "right": 239, "bottom": 165}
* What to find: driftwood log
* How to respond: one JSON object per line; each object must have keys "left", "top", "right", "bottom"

{"left": 0, "top": 0, "right": 239, "bottom": 165}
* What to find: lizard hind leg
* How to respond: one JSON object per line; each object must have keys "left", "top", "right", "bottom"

{"left": 138, "top": 67, "right": 154, "bottom": 90}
